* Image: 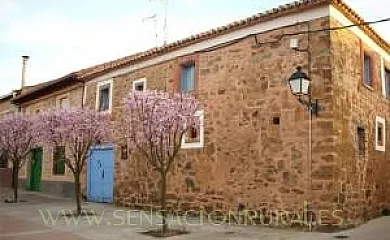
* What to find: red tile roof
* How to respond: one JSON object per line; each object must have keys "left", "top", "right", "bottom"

{"left": 12, "top": 0, "right": 390, "bottom": 103}
{"left": 12, "top": 73, "right": 79, "bottom": 104}
{"left": 76, "top": 0, "right": 390, "bottom": 80}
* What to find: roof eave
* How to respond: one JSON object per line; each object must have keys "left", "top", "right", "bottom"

{"left": 12, "top": 73, "right": 81, "bottom": 104}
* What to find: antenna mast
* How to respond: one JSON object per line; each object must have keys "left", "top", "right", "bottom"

{"left": 162, "top": 0, "right": 168, "bottom": 46}
{"left": 148, "top": 0, "right": 169, "bottom": 46}
{"left": 143, "top": 14, "right": 158, "bottom": 47}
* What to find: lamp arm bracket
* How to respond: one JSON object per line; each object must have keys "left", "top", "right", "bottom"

{"left": 298, "top": 98, "right": 319, "bottom": 115}
{"left": 293, "top": 47, "right": 309, "bottom": 53}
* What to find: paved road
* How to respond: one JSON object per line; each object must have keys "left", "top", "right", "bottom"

{"left": 1, "top": 192, "right": 390, "bottom": 240}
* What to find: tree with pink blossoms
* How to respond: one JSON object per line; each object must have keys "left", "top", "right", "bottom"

{"left": 38, "top": 109, "right": 110, "bottom": 215}
{"left": 122, "top": 90, "right": 199, "bottom": 233}
{"left": 0, "top": 113, "right": 39, "bottom": 202}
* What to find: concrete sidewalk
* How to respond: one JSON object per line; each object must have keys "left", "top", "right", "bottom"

{"left": 1, "top": 192, "right": 390, "bottom": 240}
{"left": 0, "top": 215, "right": 87, "bottom": 240}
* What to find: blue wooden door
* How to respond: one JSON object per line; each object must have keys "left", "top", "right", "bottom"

{"left": 87, "top": 145, "right": 114, "bottom": 203}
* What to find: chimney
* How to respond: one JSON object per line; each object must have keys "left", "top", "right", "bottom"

{"left": 21, "top": 55, "right": 30, "bottom": 89}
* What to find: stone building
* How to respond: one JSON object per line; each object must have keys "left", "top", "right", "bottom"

{"left": 2, "top": 0, "right": 389, "bottom": 226}
{"left": 0, "top": 92, "right": 19, "bottom": 188}
{"left": 77, "top": 0, "right": 390, "bottom": 226}
{"left": 11, "top": 73, "right": 85, "bottom": 198}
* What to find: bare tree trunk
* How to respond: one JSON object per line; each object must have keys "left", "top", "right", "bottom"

{"left": 74, "top": 174, "right": 82, "bottom": 215}
{"left": 160, "top": 172, "right": 168, "bottom": 233}
{"left": 12, "top": 166, "right": 19, "bottom": 203}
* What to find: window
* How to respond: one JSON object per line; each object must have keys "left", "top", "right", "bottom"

{"left": 99, "top": 86, "right": 110, "bottom": 111}
{"left": 53, "top": 146, "right": 66, "bottom": 175}
{"left": 180, "top": 63, "right": 195, "bottom": 92}
{"left": 182, "top": 110, "right": 204, "bottom": 149}
{"left": 0, "top": 152, "right": 8, "bottom": 168}
{"left": 363, "top": 53, "right": 373, "bottom": 87}
{"left": 59, "top": 97, "right": 69, "bottom": 109}
{"left": 133, "top": 78, "right": 147, "bottom": 92}
{"left": 96, "top": 79, "right": 113, "bottom": 113}
{"left": 357, "top": 127, "right": 366, "bottom": 158}
{"left": 273, "top": 117, "right": 280, "bottom": 125}
{"left": 386, "top": 68, "right": 390, "bottom": 98}
{"left": 375, "top": 116, "right": 386, "bottom": 152}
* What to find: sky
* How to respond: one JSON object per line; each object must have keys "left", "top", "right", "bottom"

{"left": 0, "top": 0, "right": 389, "bottom": 95}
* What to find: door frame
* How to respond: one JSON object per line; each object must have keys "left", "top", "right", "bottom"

{"left": 87, "top": 144, "right": 115, "bottom": 203}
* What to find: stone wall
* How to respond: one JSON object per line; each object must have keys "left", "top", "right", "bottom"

{"left": 85, "top": 17, "right": 337, "bottom": 222}
{"left": 330, "top": 17, "right": 390, "bottom": 225}
{"left": 0, "top": 97, "right": 17, "bottom": 117}
{"left": 18, "top": 84, "right": 84, "bottom": 197}
{"left": 0, "top": 97, "right": 17, "bottom": 186}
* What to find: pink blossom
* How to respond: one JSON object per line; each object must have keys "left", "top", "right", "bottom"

{"left": 0, "top": 112, "right": 39, "bottom": 168}
{"left": 37, "top": 108, "right": 110, "bottom": 214}
{"left": 122, "top": 90, "right": 199, "bottom": 171}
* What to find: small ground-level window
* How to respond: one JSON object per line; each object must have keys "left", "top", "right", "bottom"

{"left": 182, "top": 110, "right": 204, "bottom": 149}
{"left": 375, "top": 116, "right": 386, "bottom": 152}
{"left": 357, "top": 127, "right": 366, "bottom": 158}
{"left": 53, "top": 146, "right": 66, "bottom": 175}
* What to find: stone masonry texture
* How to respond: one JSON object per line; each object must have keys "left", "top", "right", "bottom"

{"left": 82, "top": 16, "right": 376, "bottom": 226}
{"left": 18, "top": 84, "right": 85, "bottom": 197}
{"left": 0, "top": 98, "right": 17, "bottom": 117}
{"left": 330, "top": 17, "right": 390, "bottom": 225}
{"left": 0, "top": 10, "right": 386, "bottom": 227}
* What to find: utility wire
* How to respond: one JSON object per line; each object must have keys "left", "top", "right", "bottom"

{"left": 254, "top": 17, "right": 390, "bottom": 45}
{"left": 196, "top": 17, "right": 390, "bottom": 53}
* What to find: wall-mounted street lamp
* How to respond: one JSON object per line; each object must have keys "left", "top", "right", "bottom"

{"left": 287, "top": 64, "right": 321, "bottom": 232}
{"left": 287, "top": 66, "right": 319, "bottom": 115}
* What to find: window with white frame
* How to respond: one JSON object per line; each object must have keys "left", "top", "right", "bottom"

{"left": 133, "top": 78, "right": 147, "bottom": 92}
{"left": 96, "top": 79, "right": 113, "bottom": 113}
{"left": 181, "top": 110, "right": 204, "bottom": 149}
{"left": 375, "top": 116, "right": 386, "bottom": 152}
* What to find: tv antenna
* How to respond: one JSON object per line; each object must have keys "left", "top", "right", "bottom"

{"left": 149, "top": 0, "right": 169, "bottom": 46}
{"left": 142, "top": 14, "right": 158, "bottom": 47}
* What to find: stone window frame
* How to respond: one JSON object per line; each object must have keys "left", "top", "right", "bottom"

{"left": 176, "top": 54, "right": 200, "bottom": 93}
{"left": 133, "top": 78, "right": 147, "bottom": 92}
{"left": 375, "top": 116, "right": 386, "bottom": 152}
{"left": 95, "top": 79, "right": 114, "bottom": 114}
{"left": 26, "top": 103, "right": 44, "bottom": 115}
{"left": 181, "top": 110, "right": 204, "bottom": 149}
{"left": 56, "top": 93, "right": 70, "bottom": 109}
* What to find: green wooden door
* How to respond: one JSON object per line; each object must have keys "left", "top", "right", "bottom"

{"left": 29, "top": 148, "right": 42, "bottom": 191}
